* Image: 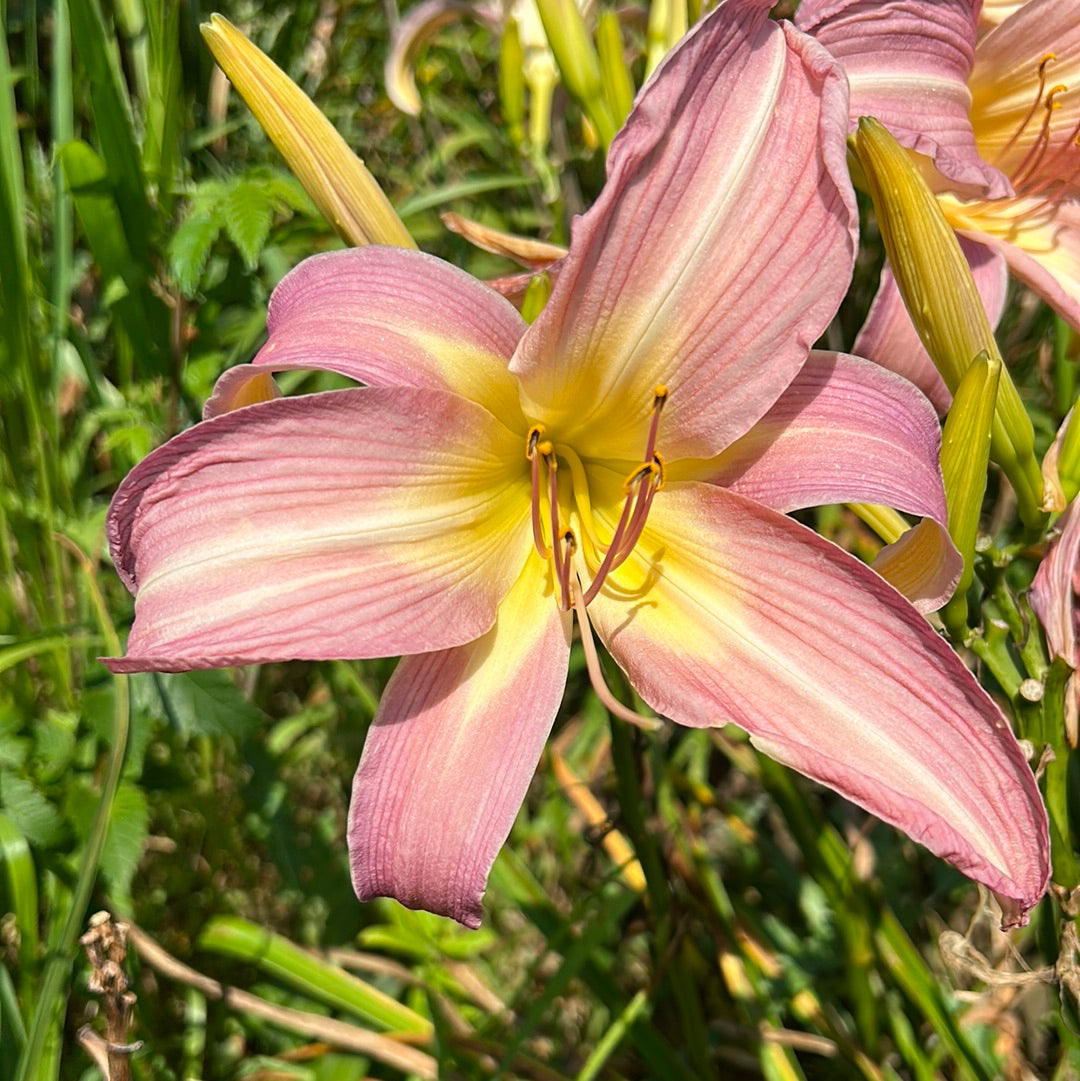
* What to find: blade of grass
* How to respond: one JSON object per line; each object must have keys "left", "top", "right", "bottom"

{"left": 0, "top": 812, "right": 39, "bottom": 1017}
{"left": 66, "top": 0, "right": 152, "bottom": 263}
{"left": 196, "top": 915, "right": 433, "bottom": 1036}
{"left": 14, "top": 542, "right": 130, "bottom": 1081}
{"left": 50, "top": 0, "right": 74, "bottom": 377}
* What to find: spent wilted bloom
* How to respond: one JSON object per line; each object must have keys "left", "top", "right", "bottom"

{"left": 797, "top": 0, "right": 1080, "bottom": 412}
{"left": 107, "top": 0, "right": 1049, "bottom": 928}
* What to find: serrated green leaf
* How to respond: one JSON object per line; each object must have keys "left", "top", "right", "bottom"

{"left": 32, "top": 712, "right": 78, "bottom": 783}
{"left": 169, "top": 211, "right": 222, "bottom": 295}
{"left": 100, "top": 782, "right": 148, "bottom": 914}
{"left": 0, "top": 773, "right": 65, "bottom": 848}
{"left": 222, "top": 179, "right": 274, "bottom": 271}
{"left": 154, "top": 670, "right": 265, "bottom": 740}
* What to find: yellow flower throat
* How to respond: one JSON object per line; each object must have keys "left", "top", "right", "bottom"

{"left": 526, "top": 385, "right": 668, "bottom": 613}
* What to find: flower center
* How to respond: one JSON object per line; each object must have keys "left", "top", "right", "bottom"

{"left": 526, "top": 385, "right": 668, "bottom": 614}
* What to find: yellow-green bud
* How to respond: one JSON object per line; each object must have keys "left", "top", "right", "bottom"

{"left": 853, "top": 117, "right": 1044, "bottom": 530}
{"left": 521, "top": 271, "right": 553, "bottom": 324}
{"left": 534, "top": 0, "right": 617, "bottom": 147}
{"left": 645, "top": 0, "right": 687, "bottom": 78}
{"left": 499, "top": 18, "right": 526, "bottom": 148}
{"left": 201, "top": 15, "right": 414, "bottom": 249}
{"left": 940, "top": 351, "right": 1000, "bottom": 595}
{"left": 597, "top": 10, "right": 635, "bottom": 132}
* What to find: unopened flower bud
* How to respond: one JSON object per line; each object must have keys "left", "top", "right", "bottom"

{"left": 202, "top": 15, "right": 415, "bottom": 249}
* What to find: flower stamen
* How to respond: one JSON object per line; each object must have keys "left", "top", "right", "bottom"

{"left": 571, "top": 577, "right": 660, "bottom": 731}
{"left": 582, "top": 456, "right": 664, "bottom": 605}
{"left": 526, "top": 425, "right": 551, "bottom": 559}
{"left": 997, "top": 53, "right": 1056, "bottom": 165}
{"left": 528, "top": 387, "right": 669, "bottom": 610}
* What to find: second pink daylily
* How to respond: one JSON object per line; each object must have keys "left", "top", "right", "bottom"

{"left": 107, "top": 0, "right": 1049, "bottom": 928}
{"left": 797, "top": 0, "right": 1080, "bottom": 411}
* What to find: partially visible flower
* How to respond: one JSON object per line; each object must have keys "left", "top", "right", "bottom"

{"left": 108, "top": 0, "right": 1049, "bottom": 929}
{"left": 797, "top": 0, "right": 1080, "bottom": 409}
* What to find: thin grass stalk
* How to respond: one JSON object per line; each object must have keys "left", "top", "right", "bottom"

{"left": 0, "top": 19, "right": 71, "bottom": 700}
{"left": 50, "top": 0, "right": 74, "bottom": 381}
{"left": 14, "top": 545, "right": 130, "bottom": 1081}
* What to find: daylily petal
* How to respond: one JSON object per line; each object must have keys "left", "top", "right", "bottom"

{"left": 689, "top": 351, "right": 961, "bottom": 611}
{"left": 590, "top": 485, "right": 1050, "bottom": 927}
{"left": 795, "top": 0, "right": 1010, "bottom": 198}
{"left": 107, "top": 387, "right": 530, "bottom": 672}
{"left": 349, "top": 554, "right": 571, "bottom": 927}
{"left": 509, "top": 0, "right": 857, "bottom": 461}
{"left": 969, "top": 0, "right": 1080, "bottom": 187}
{"left": 979, "top": 1, "right": 1026, "bottom": 30}
{"left": 207, "top": 247, "right": 527, "bottom": 422}
{"left": 852, "top": 235, "right": 1009, "bottom": 413}
{"left": 1031, "top": 497, "right": 1080, "bottom": 666}
{"left": 945, "top": 196, "right": 1080, "bottom": 331}
{"left": 700, "top": 352, "right": 947, "bottom": 518}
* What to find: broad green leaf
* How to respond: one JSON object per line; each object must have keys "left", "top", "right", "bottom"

{"left": 66, "top": 0, "right": 152, "bottom": 261}
{"left": 151, "top": 670, "right": 265, "bottom": 740}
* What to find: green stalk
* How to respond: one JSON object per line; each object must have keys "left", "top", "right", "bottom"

{"left": 15, "top": 547, "right": 130, "bottom": 1081}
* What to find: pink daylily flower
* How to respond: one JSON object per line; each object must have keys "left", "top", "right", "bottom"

{"left": 797, "top": 0, "right": 1080, "bottom": 409}
{"left": 107, "top": 0, "right": 1050, "bottom": 928}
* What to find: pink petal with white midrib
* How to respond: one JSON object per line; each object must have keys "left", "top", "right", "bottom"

{"left": 510, "top": 0, "right": 857, "bottom": 462}
{"left": 107, "top": 387, "right": 531, "bottom": 671}
{"left": 349, "top": 556, "right": 571, "bottom": 927}
{"left": 698, "top": 350, "right": 961, "bottom": 611}
{"left": 590, "top": 485, "right": 1050, "bottom": 926}
{"left": 206, "top": 247, "right": 527, "bottom": 422}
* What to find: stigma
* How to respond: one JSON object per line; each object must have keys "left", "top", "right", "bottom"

{"left": 526, "top": 385, "right": 668, "bottom": 613}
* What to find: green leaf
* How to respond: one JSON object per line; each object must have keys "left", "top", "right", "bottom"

{"left": 151, "top": 670, "right": 265, "bottom": 740}
{"left": 0, "top": 774, "right": 65, "bottom": 849}
{"left": 100, "top": 782, "right": 148, "bottom": 914}
{"left": 169, "top": 211, "right": 222, "bottom": 295}
{"left": 222, "top": 179, "right": 274, "bottom": 271}
{"left": 197, "top": 916, "right": 433, "bottom": 1035}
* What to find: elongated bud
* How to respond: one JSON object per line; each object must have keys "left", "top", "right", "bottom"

{"left": 201, "top": 15, "right": 415, "bottom": 249}
{"left": 499, "top": 17, "right": 527, "bottom": 147}
{"left": 853, "top": 117, "right": 1044, "bottom": 529}
{"left": 645, "top": 0, "right": 687, "bottom": 77}
{"left": 596, "top": 10, "right": 634, "bottom": 132}
{"left": 941, "top": 351, "right": 1000, "bottom": 596}
{"left": 533, "top": 0, "right": 617, "bottom": 148}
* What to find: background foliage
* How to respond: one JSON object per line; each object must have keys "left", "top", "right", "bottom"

{"left": 2, "top": 0, "right": 1079, "bottom": 1078}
